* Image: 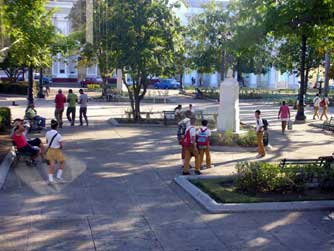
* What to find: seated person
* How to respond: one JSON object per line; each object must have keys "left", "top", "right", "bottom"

{"left": 12, "top": 119, "right": 45, "bottom": 162}
{"left": 25, "top": 104, "right": 46, "bottom": 128}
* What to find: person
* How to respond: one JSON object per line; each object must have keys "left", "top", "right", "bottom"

{"left": 177, "top": 117, "right": 190, "bottom": 168}
{"left": 195, "top": 88, "right": 203, "bottom": 99}
{"left": 182, "top": 117, "right": 201, "bottom": 175}
{"left": 174, "top": 104, "right": 183, "bottom": 122}
{"left": 11, "top": 119, "right": 45, "bottom": 164}
{"left": 46, "top": 119, "right": 65, "bottom": 184}
{"left": 313, "top": 93, "right": 321, "bottom": 120}
{"left": 54, "top": 89, "right": 66, "bottom": 128}
{"left": 66, "top": 89, "right": 78, "bottom": 126}
{"left": 79, "top": 89, "right": 89, "bottom": 126}
{"left": 320, "top": 95, "right": 329, "bottom": 121}
{"left": 25, "top": 103, "right": 46, "bottom": 128}
{"left": 255, "top": 110, "right": 265, "bottom": 159}
{"left": 185, "top": 104, "right": 195, "bottom": 118}
{"left": 278, "top": 101, "right": 290, "bottom": 134}
{"left": 197, "top": 120, "right": 212, "bottom": 169}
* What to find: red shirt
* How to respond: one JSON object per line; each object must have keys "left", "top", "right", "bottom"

{"left": 55, "top": 93, "right": 66, "bottom": 109}
{"left": 279, "top": 105, "right": 290, "bottom": 119}
{"left": 12, "top": 134, "right": 28, "bottom": 149}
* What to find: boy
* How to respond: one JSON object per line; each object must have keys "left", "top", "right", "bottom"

{"left": 182, "top": 117, "right": 201, "bottom": 175}
{"left": 197, "top": 120, "right": 212, "bottom": 169}
{"left": 46, "top": 120, "right": 65, "bottom": 184}
{"left": 79, "top": 89, "right": 89, "bottom": 126}
{"left": 255, "top": 110, "right": 266, "bottom": 158}
{"left": 66, "top": 89, "right": 78, "bottom": 126}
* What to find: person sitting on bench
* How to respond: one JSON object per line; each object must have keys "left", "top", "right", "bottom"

{"left": 11, "top": 119, "right": 45, "bottom": 164}
{"left": 25, "top": 103, "right": 46, "bottom": 128}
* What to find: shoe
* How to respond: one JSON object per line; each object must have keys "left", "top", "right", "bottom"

{"left": 195, "top": 170, "right": 202, "bottom": 175}
{"left": 182, "top": 172, "right": 190, "bottom": 175}
{"left": 47, "top": 180, "right": 56, "bottom": 185}
{"left": 55, "top": 177, "right": 66, "bottom": 183}
{"left": 256, "top": 154, "right": 265, "bottom": 159}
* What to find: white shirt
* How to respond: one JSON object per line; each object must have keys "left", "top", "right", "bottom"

{"left": 197, "top": 126, "right": 211, "bottom": 137}
{"left": 256, "top": 118, "right": 264, "bottom": 132}
{"left": 185, "top": 125, "right": 196, "bottom": 143}
{"left": 313, "top": 97, "right": 320, "bottom": 107}
{"left": 46, "top": 129, "right": 62, "bottom": 149}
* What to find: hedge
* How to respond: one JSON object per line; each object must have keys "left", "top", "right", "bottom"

{"left": 0, "top": 82, "right": 28, "bottom": 95}
{"left": 0, "top": 107, "right": 11, "bottom": 131}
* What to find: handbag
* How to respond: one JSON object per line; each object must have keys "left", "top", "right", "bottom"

{"left": 288, "top": 120, "right": 293, "bottom": 130}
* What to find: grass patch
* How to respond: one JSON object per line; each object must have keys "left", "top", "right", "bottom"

{"left": 191, "top": 178, "right": 334, "bottom": 203}
{"left": 0, "top": 132, "right": 11, "bottom": 164}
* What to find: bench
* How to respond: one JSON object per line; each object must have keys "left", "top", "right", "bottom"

{"left": 163, "top": 111, "right": 176, "bottom": 125}
{"left": 12, "top": 141, "right": 35, "bottom": 167}
{"left": 323, "top": 117, "right": 334, "bottom": 132}
{"left": 124, "top": 111, "right": 159, "bottom": 120}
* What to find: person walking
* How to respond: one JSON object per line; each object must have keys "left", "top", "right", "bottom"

{"left": 174, "top": 104, "right": 183, "bottom": 122}
{"left": 182, "top": 117, "right": 201, "bottom": 175}
{"left": 320, "top": 95, "right": 330, "bottom": 121}
{"left": 278, "top": 101, "right": 291, "bottom": 134}
{"left": 197, "top": 119, "right": 212, "bottom": 169}
{"left": 46, "top": 119, "right": 65, "bottom": 184}
{"left": 66, "top": 89, "right": 78, "bottom": 126}
{"left": 255, "top": 110, "right": 266, "bottom": 159}
{"left": 54, "top": 89, "right": 66, "bottom": 128}
{"left": 313, "top": 93, "right": 321, "bottom": 120}
{"left": 79, "top": 89, "right": 89, "bottom": 126}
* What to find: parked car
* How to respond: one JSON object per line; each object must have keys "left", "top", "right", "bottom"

{"left": 42, "top": 77, "right": 52, "bottom": 85}
{"left": 80, "top": 77, "right": 103, "bottom": 87}
{"left": 154, "top": 79, "right": 180, "bottom": 89}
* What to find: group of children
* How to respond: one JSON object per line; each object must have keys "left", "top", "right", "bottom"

{"left": 178, "top": 116, "right": 213, "bottom": 175}
{"left": 11, "top": 118, "right": 65, "bottom": 185}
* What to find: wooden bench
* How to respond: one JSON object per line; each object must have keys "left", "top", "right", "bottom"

{"left": 323, "top": 117, "right": 334, "bottom": 132}
{"left": 124, "top": 111, "right": 159, "bottom": 120}
{"left": 12, "top": 141, "right": 35, "bottom": 166}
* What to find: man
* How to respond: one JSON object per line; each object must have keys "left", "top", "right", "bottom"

{"left": 255, "top": 110, "right": 266, "bottom": 159}
{"left": 182, "top": 117, "right": 201, "bottom": 175}
{"left": 79, "top": 89, "right": 89, "bottom": 126}
{"left": 11, "top": 119, "right": 45, "bottom": 164}
{"left": 313, "top": 93, "right": 321, "bottom": 120}
{"left": 46, "top": 119, "right": 65, "bottom": 184}
{"left": 25, "top": 103, "right": 46, "bottom": 128}
{"left": 55, "top": 89, "right": 66, "bottom": 128}
{"left": 66, "top": 89, "right": 78, "bottom": 126}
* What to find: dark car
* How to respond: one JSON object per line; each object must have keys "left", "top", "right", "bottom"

{"left": 80, "top": 77, "right": 103, "bottom": 87}
{"left": 42, "top": 77, "right": 52, "bottom": 85}
{"left": 154, "top": 79, "right": 180, "bottom": 89}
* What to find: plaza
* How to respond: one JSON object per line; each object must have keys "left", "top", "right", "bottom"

{"left": 0, "top": 92, "right": 334, "bottom": 250}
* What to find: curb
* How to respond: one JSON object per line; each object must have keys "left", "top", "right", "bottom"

{"left": 174, "top": 175, "right": 334, "bottom": 213}
{"left": 0, "top": 147, "right": 16, "bottom": 190}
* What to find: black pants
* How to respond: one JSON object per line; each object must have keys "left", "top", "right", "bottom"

{"left": 55, "top": 108, "right": 64, "bottom": 127}
{"left": 79, "top": 107, "right": 88, "bottom": 125}
{"left": 66, "top": 107, "right": 76, "bottom": 125}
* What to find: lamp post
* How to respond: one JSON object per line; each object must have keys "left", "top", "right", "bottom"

{"left": 319, "top": 78, "right": 324, "bottom": 95}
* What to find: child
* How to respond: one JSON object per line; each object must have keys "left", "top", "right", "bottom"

{"left": 197, "top": 120, "right": 212, "bottom": 169}
{"left": 46, "top": 119, "right": 65, "bottom": 184}
{"left": 255, "top": 110, "right": 266, "bottom": 158}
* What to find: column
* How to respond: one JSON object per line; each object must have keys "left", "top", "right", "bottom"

{"left": 268, "top": 67, "right": 277, "bottom": 89}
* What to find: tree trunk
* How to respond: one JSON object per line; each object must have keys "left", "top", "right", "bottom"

{"left": 27, "top": 65, "right": 34, "bottom": 105}
{"left": 295, "top": 35, "right": 307, "bottom": 122}
{"left": 304, "top": 68, "right": 309, "bottom": 95}
{"left": 324, "top": 49, "right": 331, "bottom": 96}
{"left": 220, "top": 49, "right": 225, "bottom": 83}
{"left": 179, "top": 72, "right": 184, "bottom": 89}
{"left": 38, "top": 68, "right": 44, "bottom": 98}
{"left": 134, "top": 94, "right": 141, "bottom": 121}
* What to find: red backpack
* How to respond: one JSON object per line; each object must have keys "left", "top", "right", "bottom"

{"left": 181, "top": 127, "right": 193, "bottom": 147}
{"left": 197, "top": 128, "right": 209, "bottom": 147}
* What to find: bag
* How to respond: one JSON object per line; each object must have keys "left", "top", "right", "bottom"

{"left": 288, "top": 120, "right": 293, "bottom": 130}
{"left": 197, "top": 128, "right": 209, "bottom": 149}
{"left": 320, "top": 100, "right": 325, "bottom": 107}
{"left": 262, "top": 119, "right": 269, "bottom": 131}
{"left": 263, "top": 130, "right": 269, "bottom": 146}
{"left": 181, "top": 127, "right": 193, "bottom": 147}
{"left": 45, "top": 133, "right": 58, "bottom": 165}
{"left": 177, "top": 123, "right": 186, "bottom": 142}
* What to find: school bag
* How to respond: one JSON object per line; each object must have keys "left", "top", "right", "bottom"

{"left": 197, "top": 128, "right": 209, "bottom": 149}
{"left": 177, "top": 122, "right": 187, "bottom": 143}
{"left": 320, "top": 99, "right": 325, "bottom": 107}
{"left": 181, "top": 127, "right": 193, "bottom": 147}
{"left": 262, "top": 119, "right": 269, "bottom": 131}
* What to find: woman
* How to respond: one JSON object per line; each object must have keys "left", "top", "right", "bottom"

{"left": 278, "top": 101, "right": 290, "bottom": 134}
{"left": 320, "top": 95, "right": 329, "bottom": 121}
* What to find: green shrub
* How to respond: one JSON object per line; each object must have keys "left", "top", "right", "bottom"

{"left": 87, "top": 83, "right": 101, "bottom": 90}
{"left": 223, "top": 129, "right": 234, "bottom": 145}
{"left": 0, "top": 107, "right": 11, "bottom": 131}
{"left": 237, "top": 129, "right": 257, "bottom": 147}
{"left": 0, "top": 82, "right": 28, "bottom": 95}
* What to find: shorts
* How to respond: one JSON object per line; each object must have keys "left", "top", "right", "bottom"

{"left": 28, "top": 138, "right": 41, "bottom": 147}
{"left": 18, "top": 144, "right": 40, "bottom": 157}
{"left": 280, "top": 118, "right": 288, "bottom": 122}
{"left": 47, "top": 148, "right": 65, "bottom": 162}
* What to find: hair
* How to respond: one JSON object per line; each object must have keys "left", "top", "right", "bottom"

{"left": 189, "top": 104, "right": 192, "bottom": 107}
{"left": 69, "top": 89, "right": 73, "bottom": 93}
{"left": 58, "top": 89, "right": 62, "bottom": 94}
{"left": 79, "top": 89, "right": 83, "bottom": 93}
{"left": 51, "top": 119, "right": 58, "bottom": 130}
{"left": 255, "top": 110, "right": 261, "bottom": 115}
{"left": 316, "top": 93, "right": 319, "bottom": 96}
{"left": 282, "top": 101, "right": 286, "bottom": 105}
{"left": 201, "top": 119, "right": 208, "bottom": 126}
{"left": 190, "top": 117, "right": 196, "bottom": 125}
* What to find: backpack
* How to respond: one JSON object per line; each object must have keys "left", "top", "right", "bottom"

{"left": 177, "top": 123, "right": 187, "bottom": 143}
{"left": 262, "top": 119, "right": 269, "bottom": 131}
{"left": 320, "top": 99, "right": 325, "bottom": 107}
{"left": 197, "top": 128, "right": 209, "bottom": 148}
{"left": 181, "top": 127, "right": 193, "bottom": 147}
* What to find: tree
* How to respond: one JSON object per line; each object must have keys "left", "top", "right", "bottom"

{"left": 90, "top": 0, "right": 181, "bottom": 120}
{"left": 263, "top": 0, "right": 334, "bottom": 121}
{"left": 4, "top": 0, "right": 56, "bottom": 104}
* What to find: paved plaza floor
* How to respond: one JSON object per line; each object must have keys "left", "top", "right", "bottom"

{"left": 0, "top": 94, "right": 334, "bottom": 250}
